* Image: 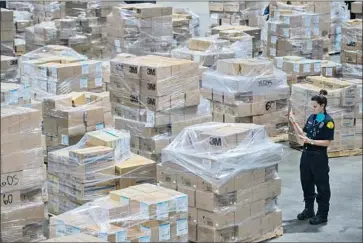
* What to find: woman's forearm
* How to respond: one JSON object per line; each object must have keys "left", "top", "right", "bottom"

{"left": 309, "top": 139, "right": 331, "bottom": 147}
{"left": 292, "top": 122, "right": 304, "bottom": 136}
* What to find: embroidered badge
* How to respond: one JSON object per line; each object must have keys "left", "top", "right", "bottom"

{"left": 327, "top": 121, "right": 334, "bottom": 129}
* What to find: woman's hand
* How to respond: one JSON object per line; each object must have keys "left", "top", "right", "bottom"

{"left": 299, "top": 135, "right": 311, "bottom": 144}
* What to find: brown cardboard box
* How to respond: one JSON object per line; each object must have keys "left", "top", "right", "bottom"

{"left": 197, "top": 208, "right": 234, "bottom": 229}
{"left": 178, "top": 186, "right": 196, "bottom": 207}
{"left": 196, "top": 189, "right": 236, "bottom": 211}
{"left": 197, "top": 225, "right": 236, "bottom": 242}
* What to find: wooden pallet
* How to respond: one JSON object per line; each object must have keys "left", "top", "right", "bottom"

{"left": 290, "top": 142, "right": 362, "bottom": 158}
{"left": 271, "top": 134, "right": 288, "bottom": 143}
{"left": 329, "top": 51, "right": 340, "bottom": 55}
{"left": 252, "top": 226, "right": 284, "bottom": 242}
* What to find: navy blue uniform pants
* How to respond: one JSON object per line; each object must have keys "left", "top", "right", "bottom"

{"left": 300, "top": 149, "right": 331, "bottom": 217}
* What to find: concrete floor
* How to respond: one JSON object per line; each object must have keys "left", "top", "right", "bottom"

{"left": 268, "top": 143, "right": 362, "bottom": 242}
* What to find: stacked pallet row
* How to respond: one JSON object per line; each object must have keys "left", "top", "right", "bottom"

{"left": 106, "top": 4, "right": 174, "bottom": 57}
{"left": 172, "top": 8, "right": 200, "bottom": 47}
{"left": 25, "top": 1, "right": 111, "bottom": 59}
{"left": 110, "top": 55, "right": 212, "bottom": 163}
{"left": 1, "top": 8, "right": 15, "bottom": 56}
{"left": 289, "top": 76, "right": 360, "bottom": 157}
{"left": 201, "top": 58, "right": 290, "bottom": 139}
{"left": 48, "top": 184, "right": 189, "bottom": 242}
{"left": 266, "top": 5, "right": 324, "bottom": 60}
{"left": 341, "top": 19, "right": 362, "bottom": 79}
{"left": 1, "top": 106, "right": 47, "bottom": 242}
{"left": 159, "top": 122, "right": 283, "bottom": 242}
{"left": 209, "top": 1, "right": 268, "bottom": 28}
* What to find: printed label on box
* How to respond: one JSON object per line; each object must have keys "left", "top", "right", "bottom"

{"left": 271, "top": 35, "right": 277, "bottom": 44}
{"left": 307, "top": 40, "right": 312, "bottom": 49}
{"left": 61, "top": 134, "right": 69, "bottom": 145}
{"left": 176, "top": 195, "right": 188, "bottom": 212}
{"left": 176, "top": 218, "right": 188, "bottom": 236}
{"left": 145, "top": 110, "right": 155, "bottom": 127}
{"left": 193, "top": 54, "right": 200, "bottom": 62}
{"left": 96, "top": 123, "right": 104, "bottom": 130}
{"left": 303, "top": 64, "right": 310, "bottom": 73}
{"left": 98, "top": 232, "right": 108, "bottom": 241}
{"left": 305, "top": 29, "right": 311, "bottom": 38}
{"left": 270, "top": 23, "right": 276, "bottom": 32}
{"left": 116, "top": 230, "right": 127, "bottom": 242}
{"left": 159, "top": 223, "right": 171, "bottom": 241}
{"left": 120, "top": 196, "right": 130, "bottom": 205}
{"left": 293, "top": 63, "right": 300, "bottom": 73}
{"left": 140, "top": 202, "right": 149, "bottom": 218}
{"left": 96, "top": 63, "right": 102, "bottom": 75}
{"left": 282, "top": 28, "right": 289, "bottom": 38}
{"left": 55, "top": 220, "right": 66, "bottom": 237}
{"left": 95, "top": 77, "right": 103, "bottom": 87}
{"left": 276, "top": 58, "right": 283, "bottom": 69}
{"left": 40, "top": 67, "right": 47, "bottom": 77}
{"left": 9, "top": 89, "right": 18, "bottom": 104}
{"left": 140, "top": 226, "right": 151, "bottom": 235}
{"left": 326, "top": 67, "right": 333, "bottom": 76}
{"left": 304, "top": 15, "right": 311, "bottom": 27}
{"left": 269, "top": 48, "right": 276, "bottom": 57}
{"left": 157, "top": 201, "right": 169, "bottom": 219}
{"left": 66, "top": 225, "right": 81, "bottom": 235}
{"left": 139, "top": 236, "right": 151, "bottom": 242}
{"left": 115, "top": 39, "right": 121, "bottom": 47}
{"left": 314, "top": 62, "right": 321, "bottom": 73}
{"left": 80, "top": 78, "right": 88, "bottom": 89}
{"left": 283, "top": 16, "right": 290, "bottom": 24}
{"left": 51, "top": 67, "right": 57, "bottom": 78}
{"left": 82, "top": 64, "right": 89, "bottom": 74}
{"left": 313, "top": 27, "right": 319, "bottom": 36}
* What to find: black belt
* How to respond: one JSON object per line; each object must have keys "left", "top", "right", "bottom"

{"left": 303, "top": 143, "right": 327, "bottom": 152}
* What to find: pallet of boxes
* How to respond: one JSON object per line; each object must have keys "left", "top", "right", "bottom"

{"left": 1, "top": 106, "right": 47, "bottom": 242}
{"left": 1, "top": 8, "right": 15, "bottom": 55}
{"left": 159, "top": 122, "right": 284, "bottom": 242}
{"left": 341, "top": 19, "right": 362, "bottom": 79}
{"left": 172, "top": 8, "right": 200, "bottom": 47}
{"left": 171, "top": 37, "right": 237, "bottom": 67}
{"left": 106, "top": 3, "right": 173, "bottom": 57}
{"left": 266, "top": 6, "right": 324, "bottom": 60}
{"left": 47, "top": 127, "right": 158, "bottom": 215}
{"left": 110, "top": 55, "right": 212, "bottom": 163}
{"left": 47, "top": 183, "right": 189, "bottom": 242}
{"left": 201, "top": 58, "right": 290, "bottom": 142}
{"left": 1, "top": 55, "right": 18, "bottom": 83}
{"left": 289, "top": 76, "right": 361, "bottom": 157}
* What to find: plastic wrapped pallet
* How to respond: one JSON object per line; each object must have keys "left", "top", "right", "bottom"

{"left": 1, "top": 55, "right": 18, "bottom": 83}
{"left": 32, "top": 1, "right": 65, "bottom": 24}
{"left": 172, "top": 8, "right": 200, "bottom": 47}
{"left": 48, "top": 183, "right": 188, "bottom": 242}
{"left": 106, "top": 3, "right": 173, "bottom": 57}
{"left": 341, "top": 19, "right": 362, "bottom": 79}
{"left": 201, "top": 58, "right": 289, "bottom": 138}
{"left": 289, "top": 76, "right": 359, "bottom": 152}
{"left": 19, "top": 45, "right": 105, "bottom": 100}
{"left": 159, "top": 122, "right": 283, "bottom": 242}
{"left": 111, "top": 55, "right": 212, "bottom": 163}
{"left": 1, "top": 106, "right": 47, "bottom": 242}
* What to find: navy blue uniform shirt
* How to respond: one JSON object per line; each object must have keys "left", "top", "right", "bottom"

{"left": 303, "top": 113, "right": 335, "bottom": 150}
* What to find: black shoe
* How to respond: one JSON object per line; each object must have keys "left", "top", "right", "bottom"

{"left": 309, "top": 215, "right": 328, "bottom": 225}
{"left": 297, "top": 208, "right": 315, "bottom": 220}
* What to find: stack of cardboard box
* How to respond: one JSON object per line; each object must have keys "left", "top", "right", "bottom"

{"left": 289, "top": 76, "right": 359, "bottom": 152}
{"left": 20, "top": 52, "right": 104, "bottom": 99}
{"left": 32, "top": 1, "right": 66, "bottom": 24}
{"left": 172, "top": 8, "right": 200, "bottom": 46}
{"left": 352, "top": 2, "right": 362, "bottom": 19}
{"left": 209, "top": 1, "right": 267, "bottom": 28}
{"left": 201, "top": 58, "right": 290, "bottom": 138}
{"left": 266, "top": 6, "right": 324, "bottom": 60}
{"left": 159, "top": 122, "right": 283, "bottom": 242}
{"left": 42, "top": 92, "right": 107, "bottom": 156}
{"left": 1, "top": 9, "right": 15, "bottom": 56}
{"left": 1, "top": 55, "right": 18, "bottom": 82}
{"left": 110, "top": 55, "right": 212, "bottom": 163}
{"left": 341, "top": 19, "right": 362, "bottom": 79}
{"left": 10, "top": 7, "right": 32, "bottom": 54}
{"left": 106, "top": 3, "right": 174, "bottom": 57}
{"left": 1, "top": 106, "right": 47, "bottom": 242}
{"left": 48, "top": 184, "right": 188, "bottom": 242}
{"left": 171, "top": 37, "right": 236, "bottom": 67}
{"left": 47, "top": 127, "right": 131, "bottom": 215}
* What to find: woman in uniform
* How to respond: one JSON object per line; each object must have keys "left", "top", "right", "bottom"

{"left": 289, "top": 89, "right": 335, "bottom": 225}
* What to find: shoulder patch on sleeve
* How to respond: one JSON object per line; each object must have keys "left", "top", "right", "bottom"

{"left": 327, "top": 121, "right": 334, "bottom": 129}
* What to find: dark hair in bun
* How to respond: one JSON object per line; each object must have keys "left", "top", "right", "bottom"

{"left": 311, "top": 89, "right": 328, "bottom": 112}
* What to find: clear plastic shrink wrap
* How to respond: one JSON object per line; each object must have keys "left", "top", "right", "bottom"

{"left": 201, "top": 57, "right": 289, "bottom": 138}
{"left": 266, "top": 1, "right": 324, "bottom": 60}
{"left": 19, "top": 45, "right": 107, "bottom": 100}
{"left": 48, "top": 183, "right": 189, "bottom": 242}
{"left": 172, "top": 8, "right": 200, "bottom": 47}
{"left": 1, "top": 106, "right": 47, "bottom": 242}
{"left": 1, "top": 55, "right": 19, "bottom": 83}
{"left": 289, "top": 76, "right": 360, "bottom": 151}
{"left": 106, "top": 3, "right": 173, "bottom": 57}
{"left": 159, "top": 122, "right": 283, "bottom": 242}
{"left": 171, "top": 34, "right": 253, "bottom": 67}
{"left": 110, "top": 55, "right": 212, "bottom": 162}
{"left": 341, "top": 19, "right": 362, "bottom": 79}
